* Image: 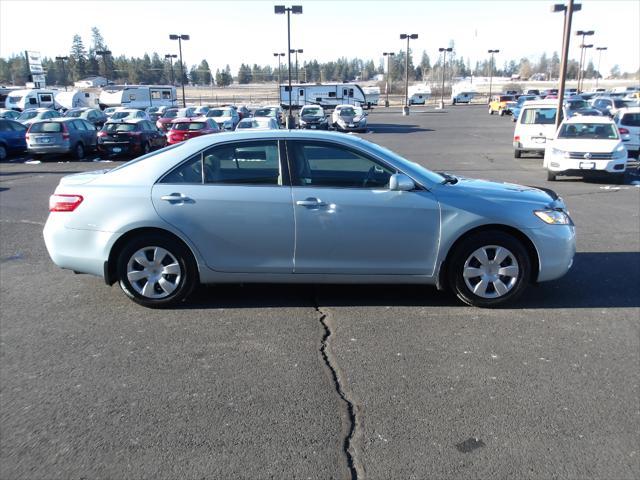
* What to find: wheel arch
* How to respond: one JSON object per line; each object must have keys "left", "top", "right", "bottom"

{"left": 437, "top": 224, "right": 540, "bottom": 290}
{"left": 104, "top": 227, "right": 201, "bottom": 285}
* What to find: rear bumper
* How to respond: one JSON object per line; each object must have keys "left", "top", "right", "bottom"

{"left": 28, "top": 145, "right": 72, "bottom": 154}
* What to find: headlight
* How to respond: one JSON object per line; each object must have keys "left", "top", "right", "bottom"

{"left": 299, "top": 119, "right": 306, "bottom": 126}
{"left": 534, "top": 209, "right": 572, "bottom": 225}
{"left": 550, "top": 147, "right": 570, "bottom": 158}
{"left": 613, "top": 144, "right": 626, "bottom": 159}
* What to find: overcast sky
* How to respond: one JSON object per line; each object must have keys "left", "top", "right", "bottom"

{"left": 1, "top": 0, "right": 638, "bottom": 76}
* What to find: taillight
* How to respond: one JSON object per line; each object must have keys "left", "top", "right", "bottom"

{"left": 97, "top": 131, "right": 107, "bottom": 137}
{"left": 514, "top": 135, "right": 520, "bottom": 142}
{"left": 62, "top": 123, "right": 70, "bottom": 140}
{"left": 49, "top": 194, "right": 83, "bottom": 212}
{"left": 619, "top": 128, "right": 629, "bottom": 135}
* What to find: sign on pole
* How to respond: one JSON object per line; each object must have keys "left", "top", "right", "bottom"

{"left": 25, "top": 50, "right": 46, "bottom": 87}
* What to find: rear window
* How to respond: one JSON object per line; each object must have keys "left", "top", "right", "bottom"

{"left": 65, "top": 110, "right": 83, "bottom": 118}
{"left": 237, "top": 120, "right": 258, "bottom": 129}
{"left": 521, "top": 107, "right": 558, "bottom": 125}
{"left": 172, "top": 122, "right": 205, "bottom": 131}
{"left": 29, "top": 122, "right": 62, "bottom": 133}
{"left": 103, "top": 123, "right": 137, "bottom": 132}
{"left": 621, "top": 113, "right": 640, "bottom": 127}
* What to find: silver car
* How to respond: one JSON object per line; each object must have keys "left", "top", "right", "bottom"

{"left": 44, "top": 131, "right": 575, "bottom": 308}
{"left": 27, "top": 118, "right": 97, "bottom": 160}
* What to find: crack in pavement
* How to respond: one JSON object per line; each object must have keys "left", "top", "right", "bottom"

{"left": 315, "top": 293, "right": 363, "bottom": 480}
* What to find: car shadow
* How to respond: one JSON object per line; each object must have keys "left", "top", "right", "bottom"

{"left": 176, "top": 252, "right": 639, "bottom": 310}
{"left": 369, "top": 124, "right": 434, "bottom": 134}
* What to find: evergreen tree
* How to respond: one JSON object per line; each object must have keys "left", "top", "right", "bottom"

{"left": 70, "top": 34, "right": 87, "bottom": 80}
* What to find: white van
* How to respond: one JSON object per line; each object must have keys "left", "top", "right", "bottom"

{"left": 5, "top": 89, "right": 57, "bottom": 111}
{"left": 513, "top": 99, "right": 565, "bottom": 158}
{"left": 98, "top": 85, "right": 177, "bottom": 110}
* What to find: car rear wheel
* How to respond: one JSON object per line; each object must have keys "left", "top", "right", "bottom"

{"left": 514, "top": 149, "right": 522, "bottom": 158}
{"left": 0, "top": 144, "right": 7, "bottom": 161}
{"left": 116, "top": 234, "right": 197, "bottom": 308}
{"left": 448, "top": 231, "right": 531, "bottom": 308}
{"left": 74, "top": 143, "right": 85, "bottom": 160}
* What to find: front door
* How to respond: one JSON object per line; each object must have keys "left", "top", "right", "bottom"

{"left": 152, "top": 140, "right": 295, "bottom": 273}
{"left": 286, "top": 140, "right": 440, "bottom": 275}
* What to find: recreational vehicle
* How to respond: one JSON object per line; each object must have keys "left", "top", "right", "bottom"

{"left": 98, "top": 85, "right": 177, "bottom": 110}
{"left": 362, "top": 86, "right": 380, "bottom": 108}
{"left": 408, "top": 84, "right": 432, "bottom": 105}
{"left": 54, "top": 90, "right": 99, "bottom": 110}
{"left": 5, "top": 89, "right": 57, "bottom": 111}
{"left": 279, "top": 83, "right": 366, "bottom": 109}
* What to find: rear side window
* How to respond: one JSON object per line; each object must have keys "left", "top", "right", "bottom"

{"left": 29, "top": 122, "right": 62, "bottom": 133}
{"left": 620, "top": 113, "right": 640, "bottom": 127}
{"left": 521, "top": 108, "right": 558, "bottom": 125}
{"left": 203, "top": 141, "right": 280, "bottom": 185}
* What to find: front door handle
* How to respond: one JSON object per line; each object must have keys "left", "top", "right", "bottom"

{"left": 296, "top": 197, "right": 327, "bottom": 207}
{"left": 160, "top": 193, "right": 192, "bottom": 203}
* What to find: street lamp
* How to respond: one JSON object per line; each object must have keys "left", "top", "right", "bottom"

{"left": 438, "top": 47, "right": 453, "bottom": 109}
{"left": 400, "top": 33, "right": 418, "bottom": 116}
{"left": 595, "top": 46, "right": 607, "bottom": 89}
{"left": 552, "top": 1, "right": 582, "bottom": 130}
{"left": 274, "top": 52, "right": 285, "bottom": 103}
{"left": 578, "top": 43, "right": 593, "bottom": 92}
{"left": 95, "top": 50, "right": 111, "bottom": 86}
{"left": 487, "top": 49, "right": 500, "bottom": 103}
{"left": 290, "top": 49, "right": 303, "bottom": 83}
{"left": 164, "top": 54, "right": 177, "bottom": 86}
{"left": 275, "top": 5, "right": 302, "bottom": 129}
{"left": 383, "top": 52, "right": 395, "bottom": 107}
{"left": 169, "top": 34, "right": 190, "bottom": 107}
{"left": 575, "top": 30, "right": 594, "bottom": 92}
{"left": 55, "top": 56, "right": 68, "bottom": 91}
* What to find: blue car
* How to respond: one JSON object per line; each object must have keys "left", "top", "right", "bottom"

{"left": 511, "top": 95, "right": 540, "bottom": 122}
{"left": 0, "top": 119, "right": 28, "bottom": 161}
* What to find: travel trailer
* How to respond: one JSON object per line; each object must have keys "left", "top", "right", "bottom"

{"left": 54, "top": 90, "right": 99, "bottom": 110}
{"left": 5, "top": 89, "right": 57, "bottom": 111}
{"left": 98, "top": 85, "right": 177, "bottom": 110}
{"left": 408, "top": 84, "right": 432, "bottom": 105}
{"left": 279, "top": 83, "right": 367, "bottom": 109}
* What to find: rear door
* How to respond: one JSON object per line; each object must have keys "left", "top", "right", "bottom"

{"left": 151, "top": 139, "right": 295, "bottom": 273}
{"left": 518, "top": 107, "right": 560, "bottom": 148}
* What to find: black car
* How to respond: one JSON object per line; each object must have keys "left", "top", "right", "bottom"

{"left": 64, "top": 108, "right": 108, "bottom": 128}
{"left": 97, "top": 119, "right": 166, "bottom": 157}
{"left": 298, "top": 105, "right": 329, "bottom": 130}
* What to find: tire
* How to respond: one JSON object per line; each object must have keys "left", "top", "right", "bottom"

{"left": 547, "top": 170, "right": 557, "bottom": 181}
{"left": 489, "top": 107, "right": 494, "bottom": 115}
{"left": 0, "top": 144, "right": 7, "bottom": 161}
{"left": 514, "top": 149, "right": 521, "bottom": 159}
{"left": 499, "top": 109, "right": 505, "bottom": 117}
{"left": 142, "top": 141, "right": 151, "bottom": 155}
{"left": 74, "top": 143, "right": 85, "bottom": 160}
{"left": 116, "top": 234, "right": 197, "bottom": 308}
{"left": 611, "top": 172, "right": 625, "bottom": 185}
{"left": 447, "top": 231, "right": 531, "bottom": 308}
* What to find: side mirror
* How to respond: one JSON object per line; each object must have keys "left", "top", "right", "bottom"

{"left": 389, "top": 173, "right": 415, "bottom": 191}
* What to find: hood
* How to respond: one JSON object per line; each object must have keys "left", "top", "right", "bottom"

{"left": 337, "top": 114, "right": 355, "bottom": 122}
{"left": 442, "top": 176, "right": 560, "bottom": 206}
{"left": 550, "top": 138, "right": 621, "bottom": 153}
{"left": 59, "top": 169, "right": 111, "bottom": 186}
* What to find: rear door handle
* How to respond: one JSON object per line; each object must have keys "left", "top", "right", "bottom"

{"left": 296, "top": 197, "right": 328, "bottom": 207}
{"left": 160, "top": 193, "right": 192, "bottom": 203}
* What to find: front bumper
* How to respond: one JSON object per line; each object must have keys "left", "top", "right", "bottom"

{"left": 545, "top": 156, "right": 627, "bottom": 174}
{"left": 530, "top": 224, "right": 576, "bottom": 282}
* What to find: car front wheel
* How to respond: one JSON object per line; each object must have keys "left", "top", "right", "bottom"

{"left": 116, "top": 234, "right": 197, "bottom": 308}
{"left": 448, "top": 231, "right": 531, "bottom": 307}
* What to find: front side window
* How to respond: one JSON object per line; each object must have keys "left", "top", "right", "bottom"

{"left": 288, "top": 141, "right": 395, "bottom": 189}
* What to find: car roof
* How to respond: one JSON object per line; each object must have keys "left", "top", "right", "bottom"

{"left": 617, "top": 107, "right": 640, "bottom": 114}
{"left": 171, "top": 117, "right": 206, "bottom": 122}
{"left": 105, "top": 118, "right": 145, "bottom": 124}
{"left": 564, "top": 115, "right": 615, "bottom": 124}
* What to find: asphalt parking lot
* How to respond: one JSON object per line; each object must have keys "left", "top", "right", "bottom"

{"left": 1, "top": 105, "right": 639, "bottom": 480}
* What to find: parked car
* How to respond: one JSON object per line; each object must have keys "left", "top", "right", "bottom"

{"left": 235, "top": 117, "right": 280, "bottom": 130}
{"left": 64, "top": 108, "right": 108, "bottom": 128}
{"left": 193, "top": 106, "right": 210, "bottom": 117}
{"left": 103, "top": 106, "right": 119, "bottom": 119}
{"left": 513, "top": 99, "right": 565, "bottom": 158}
{"left": 97, "top": 119, "right": 166, "bottom": 157}
{"left": 156, "top": 108, "right": 181, "bottom": 132}
{"left": 43, "top": 130, "right": 576, "bottom": 309}
{"left": 0, "top": 118, "right": 27, "bottom": 160}
{"left": 17, "top": 108, "right": 60, "bottom": 126}
{"left": 590, "top": 97, "right": 629, "bottom": 117}
{"left": 331, "top": 104, "right": 368, "bottom": 132}
{"left": 0, "top": 108, "right": 21, "bottom": 120}
{"left": 236, "top": 105, "right": 252, "bottom": 120}
{"left": 543, "top": 116, "right": 627, "bottom": 182}
{"left": 564, "top": 98, "right": 603, "bottom": 118}
{"left": 205, "top": 107, "right": 240, "bottom": 130}
{"left": 167, "top": 117, "right": 220, "bottom": 144}
{"left": 253, "top": 106, "right": 284, "bottom": 126}
{"left": 26, "top": 118, "right": 97, "bottom": 160}
{"left": 109, "top": 108, "right": 150, "bottom": 122}
{"left": 145, "top": 106, "right": 170, "bottom": 122}
{"left": 614, "top": 107, "right": 640, "bottom": 158}
{"left": 511, "top": 95, "right": 540, "bottom": 122}
{"left": 176, "top": 107, "right": 197, "bottom": 118}
{"left": 540, "top": 89, "right": 558, "bottom": 98}
{"left": 525, "top": 89, "right": 541, "bottom": 96}
{"left": 298, "top": 105, "right": 329, "bottom": 130}
{"left": 488, "top": 95, "right": 516, "bottom": 116}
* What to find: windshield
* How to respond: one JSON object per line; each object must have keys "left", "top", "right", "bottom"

{"left": 172, "top": 122, "right": 205, "bottom": 131}
{"left": 557, "top": 123, "right": 619, "bottom": 140}
{"left": 65, "top": 110, "right": 83, "bottom": 118}
{"left": 111, "top": 111, "right": 132, "bottom": 120}
{"left": 18, "top": 111, "right": 38, "bottom": 121}
{"left": 254, "top": 108, "right": 275, "bottom": 117}
{"left": 302, "top": 107, "right": 323, "bottom": 117}
{"left": 567, "top": 100, "right": 588, "bottom": 109}
{"left": 104, "top": 123, "right": 137, "bottom": 132}
{"left": 339, "top": 107, "right": 356, "bottom": 116}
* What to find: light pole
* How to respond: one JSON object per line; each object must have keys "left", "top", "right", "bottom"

{"left": 595, "top": 46, "right": 607, "bottom": 89}
{"left": 575, "top": 30, "right": 594, "bottom": 92}
{"left": 438, "top": 47, "right": 453, "bottom": 109}
{"left": 169, "top": 34, "right": 190, "bottom": 107}
{"left": 275, "top": 5, "right": 303, "bottom": 129}
{"left": 400, "top": 34, "right": 418, "bottom": 115}
{"left": 578, "top": 43, "right": 593, "bottom": 92}
{"left": 165, "top": 54, "right": 177, "bottom": 86}
{"left": 383, "top": 52, "right": 395, "bottom": 107}
{"left": 487, "top": 49, "right": 499, "bottom": 103}
{"left": 55, "top": 56, "right": 68, "bottom": 91}
{"left": 95, "top": 50, "right": 111, "bottom": 86}
{"left": 290, "top": 49, "right": 303, "bottom": 83}
{"left": 274, "top": 52, "right": 285, "bottom": 104}
{"left": 552, "top": 1, "right": 582, "bottom": 130}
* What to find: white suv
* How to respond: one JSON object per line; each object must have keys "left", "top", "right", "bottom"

{"left": 613, "top": 107, "right": 640, "bottom": 158}
{"left": 543, "top": 116, "right": 627, "bottom": 182}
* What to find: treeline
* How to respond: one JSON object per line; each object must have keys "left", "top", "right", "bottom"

{"left": 0, "top": 29, "right": 636, "bottom": 87}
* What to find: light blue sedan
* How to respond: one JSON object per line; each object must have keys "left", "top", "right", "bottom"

{"left": 44, "top": 131, "right": 576, "bottom": 308}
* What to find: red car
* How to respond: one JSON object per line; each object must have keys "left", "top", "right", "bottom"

{"left": 155, "top": 108, "right": 181, "bottom": 133}
{"left": 167, "top": 117, "right": 221, "bottom": 144}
